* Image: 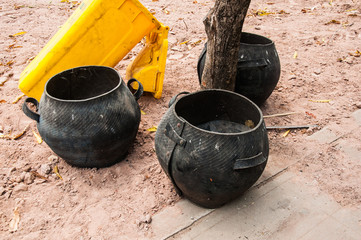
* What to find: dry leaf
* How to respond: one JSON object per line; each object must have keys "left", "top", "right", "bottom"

{"left": 245, "top": 120, "right": 255, "bottom": 129}
{"left": 32, "top": 130, "right": 43, "bottom": 144}
{"left": 9, "top": 31, "right": 27, "bottom": 37}
{"left": 53, "top": 165, "right": 63, "bottom": 180}
{"left": 179, "top": 40, "right": 190, "bottom": 45}
{"left": 147, "top": 126, "right": 157, "bottom": 132}
{"left": 305, "top": 111, "right": 316, "bottom": 119}
{"left": 31, "top": 171, "right": 48, "bottom": 180}
{"left": 349, "top": 50, "right": 361, "bottom": 57}
{"left": 293, "top": 51, "right": 298, "bottom": 59}
{"left": 325, "top": 19, "right": 340, "bottom": 25}
{"left": 163, "top": 9, "right": 170, "bottom": 15}
{"left": 0, "top": 78, "right": 9, "bottom": 86}
{"left": 9, "top": 207, "right": 20, "bottom": 233}
{"left": 0, "top": 100, "right": 6, "bottom": 103}
{"left": 193, "top": 39, "right": 202, "bottom": 45}
{"left": 282, "top": 129, "right": 291, "bottom": 137}
{"left": 12, "top": 124, "right": 30, "bottom": 140}
{"left": 309, "top": 99, "right": 331, "bottom": 103}
{"left": 8, "top": 44, "right": 22, "bottom": 49}
{"left": 6, "top": 60, "right": 14, "bottom": 67}
{"left": 12, "top": 93, "right": 25, "bottom": 104}
{"left": 141, "top": 110, "right": 146, "bottom": 115}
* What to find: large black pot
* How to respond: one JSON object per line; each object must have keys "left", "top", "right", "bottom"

{"left": 23, "top": 66, "right": 143, "bottom": 168}
{"left": 197, "top": 32, "right": 280, "bottom": 106}
{"left": 155, "top": 90, "right": 269, "bottom": 208}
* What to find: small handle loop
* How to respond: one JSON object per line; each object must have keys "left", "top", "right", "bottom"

{"left": 127, "top": 78, "right": 144, "bottom": 101}
{"left": 168, "top": 92, "right": 190, "bottom": 108}
{"left": 22, "top": 97, "right": 40, "bottom": 122}
{"left": 233, "top": 152, "right": 266, "bottom": 170}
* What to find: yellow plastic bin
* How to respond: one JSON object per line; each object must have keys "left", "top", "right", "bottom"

{"left": 19, "top": 0, "right": 169, "bottom": 100}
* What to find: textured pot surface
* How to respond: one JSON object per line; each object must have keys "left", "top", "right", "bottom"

{"left": 155, "top": 90, "right": 269, "bottom": 208}
{"left": 197, "top": 32, "right": 281, "bottom": 106}
{"left": 23, "top": 66, "right": 142, "bottom": 168}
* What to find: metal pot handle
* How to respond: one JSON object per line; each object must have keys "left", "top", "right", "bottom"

{"left": 127, "top": 78, "right": 144, "bottom": 101}
{"left": 22, "top": 97, "right": 40, "bottom": 122}
{"left": 168, "top": 91, "right": 190, "bottom": 108}
{"left": 237, "top": 58, "right": 268, "bottom": 69}
{"left": 233, "top": 152, "right": 266, "bottom": 170}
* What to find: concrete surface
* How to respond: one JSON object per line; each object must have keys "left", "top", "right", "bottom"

{"left": 151, "top": 110, "right": 361, "bottom": 239}
{"left": 152, "top": 169, "right": 361, "bottom": 240}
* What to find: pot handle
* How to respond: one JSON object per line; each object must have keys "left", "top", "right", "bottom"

{"left": 237, "top": 58, "right": 268, "bottom": 69}
{"left": 165, "top": 123, "right": 187, "bottom": 147}
{"left": 22, "top": 97, "right": 40, "bottom": 123}
{"left": 127, "top": 78, "right": 144, "bottom": 101}
{"left": 168, "top": 92, "right": 190, "bottom": 108}
{"left": 233, "top": 152, "right": 266, "bottom": 170}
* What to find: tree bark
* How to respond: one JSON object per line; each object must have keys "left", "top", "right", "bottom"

{"left": 201, "top": 0, "right": 251, "bottom": 91}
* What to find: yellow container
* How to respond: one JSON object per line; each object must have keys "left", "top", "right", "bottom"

{"left": 19, "top": 0, "right": 169, "bottom": 100}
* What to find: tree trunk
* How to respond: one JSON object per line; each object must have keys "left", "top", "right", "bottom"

{"left": 201, "top": 0, "right": 251, "bottom": 91}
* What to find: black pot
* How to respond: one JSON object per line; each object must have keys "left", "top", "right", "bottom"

{"left": 197, "top": 32, "right": 281, "bottom": 106}
{"left": 23, "top": 66, "right": 143, "bottom": 168}
{"left": 155, "top": 90, "right": 269, "bottom": 208}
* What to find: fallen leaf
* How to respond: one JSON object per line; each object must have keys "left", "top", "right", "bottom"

{"left": 12, "top": 93, "right": 25, "bottom": 104}
{"left": 31, "top": 171, "right": 48, "bottom": 180}
{"left": 305, "top": 111, "right": 316, "bottom": 119}
{"left": 141, "top": 110, "right": 146, "bottom": 115}
{"left": 325, "top": 19, "right": 340, "bottom": 25}
{"left": 12, "top": 124, "right": 30, "bottom": 140}
{"left": 192, "top": 39, "right": 202, "bottom": 45}
{"left": 9, "top": 207, "right": 20, "bottom": 233}
{"left": 147, "top": 126, "right": 157, "bottom": 132}
{"left": 179, "top": 40, "right": 190, "bottom": 45}
{"left": 245, "top": 120, "right": 255, "bottom": 128}
{"left": 309, "top": 99, "right": 331, "bottom": 103}
{"left": 163, "top": 9, "right": 170, "bottom": 14}
{"left": 348, "top": 50, "right": 361, "bottom": 57}
{"left": 293, "top": 51, "right": 298, "bottom": 59}
{"left": 32, "top": 130, "right": 43, "bottom": 144}
{"left": 9, "top": 31, "right": 27, "bottom": 37}
{"left": 6, "top": 60, "right": 14, "bottom": 67}
{"left": 8, "top": 44, "right": 22, "bottom": 49}
{"left": 0, "top": 78, "right": 7, "bottom": 86}
{"left": 282, "top": 129, "right": 291, "bottom": 137}
{"left": 0, "top": 100, "right": 6, "bottom": 103}
{"left": 53, "top": 165, "right": 63, "bottom": 180}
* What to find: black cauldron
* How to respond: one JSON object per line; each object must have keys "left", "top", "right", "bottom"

{"left": 197, "top": 32, "right": 281, "bottom": 106}
{"left": 155, "top": 90, "right": 269, "bottom": 208}
{"left": 23, "top": 66, "right": 143, "bottom": 168}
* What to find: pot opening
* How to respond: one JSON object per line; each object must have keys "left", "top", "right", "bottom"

{"left": 240, "top": 32, "right": 272, "bottom": 45}
{"left": 46, "top": 66, "right": 120, "bottom": 101}
{"left": 174, "top": 90, "right": 262, "bottom": 134}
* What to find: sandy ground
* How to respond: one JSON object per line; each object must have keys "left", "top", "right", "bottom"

{"left": 0, "top": 0, "right": 360, "bottom": 239}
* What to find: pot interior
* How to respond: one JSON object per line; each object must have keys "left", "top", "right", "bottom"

{"left": 240, "top": 32, "right": 272, "bottom": 45}
{"left": 46, "top": 66, "right": 120, "bottom": 100}
{"left": 175, "top": 91, "right": 262, "bottom": 133}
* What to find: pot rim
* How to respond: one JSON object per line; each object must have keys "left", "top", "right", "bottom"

{"left": 239, "top": 32, "right": 274, "bottom": 47}
{"left": 171, "top": 89, "right": 265, "bottom": 136}
{"left": 43, "top": 65, "right": 122, "bottom": 103}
